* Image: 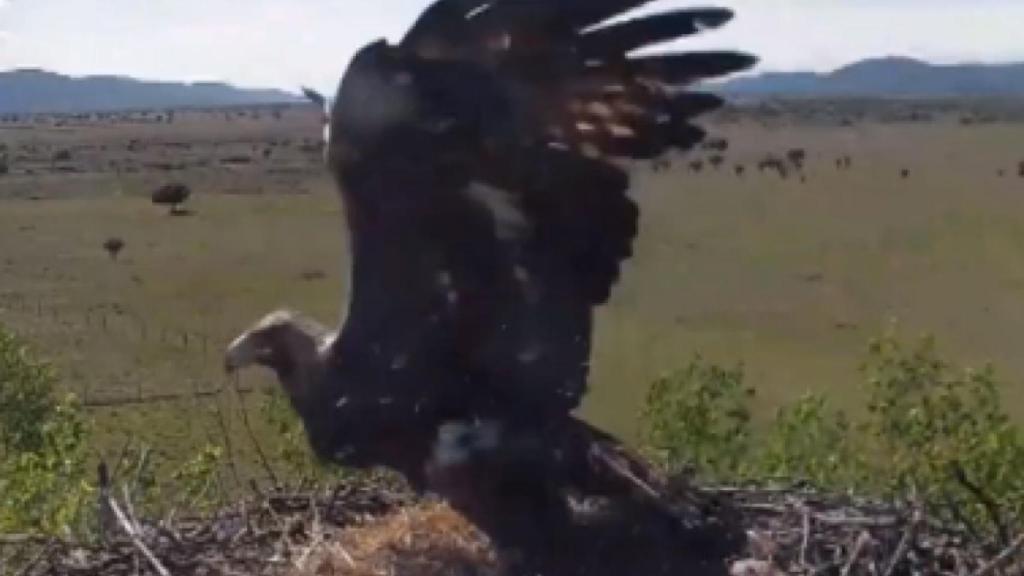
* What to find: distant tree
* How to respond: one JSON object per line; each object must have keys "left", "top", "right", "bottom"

{"left": 151, "top": 182, "right": 192, "bottom": 215}
{"left": 708, "top": 154, "right": 725, "bottom": 170}
{"left": 734, "top": 164, "right": 745, "bottom": 177}
{"left": 651, "top": 157, "right": 671, "bottom": 172}
{"left": 0, "top": 156, "right": 8, "bottom": 176}
{"left": 900, "top": 168, "right": 910, "bottom": 179}
{"left": 786, "top": 148, "right": 807, "bottom": 169}
{"left": 688, "top": 159, "right": 704, "bottom": 173}
{"left": 52, "top": 149, "right": 72, "bottom": 162}
{"left": 102, "top": 237, "right": 125, "bottom": 260}
{"left": 701, "top": 137, "right": 729, "bottom": 153}
{"left": 759, "top": 155, "right": 788, "bottom": 178}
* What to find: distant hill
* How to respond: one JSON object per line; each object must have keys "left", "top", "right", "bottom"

{"left": 717, "top": 57, "right": 1024, "bottom": 98}
{"left": 0, "top": 69, "right": 303, "bottom": 114}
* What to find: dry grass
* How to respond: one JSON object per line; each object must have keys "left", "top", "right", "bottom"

{"left": 301, "top": 502, "right": 498, "bottom": 576}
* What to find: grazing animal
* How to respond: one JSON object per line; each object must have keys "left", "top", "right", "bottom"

{"left": 786, "top": 148, "right": 806, "bottom": 170}
{"left": 102, "top": 237, "right": 125, "bottom": 260}
{"left": 758, "top": 155, "right": 788, "bottom": 179}
{"left": 702, "top": 137, "right": 729, "bottom": 152}
{"left": 227, "top": 1, "right": 753, "bottom": 574}
{"left": 151, "top": 182, "right": 191, "bottom": 214}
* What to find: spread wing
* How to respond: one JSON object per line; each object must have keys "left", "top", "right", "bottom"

{"left": 326, "top": 0, "right": 754, "bottom": 425}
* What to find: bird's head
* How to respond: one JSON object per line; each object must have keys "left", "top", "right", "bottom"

{"left": 224, "top": 309, "right": 331, "bottom": 409}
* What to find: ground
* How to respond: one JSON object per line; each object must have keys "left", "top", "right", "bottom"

{"left": 1, "top": 100, "right": 1024, "bottom": 466}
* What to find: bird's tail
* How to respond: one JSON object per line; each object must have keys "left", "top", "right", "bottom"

{"left": 564, "top": 417, "right": 745, "bottom": 553}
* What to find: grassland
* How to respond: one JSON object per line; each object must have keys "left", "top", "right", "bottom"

{"left": 2, "top": 101, "right": 1024, "bottom": 465}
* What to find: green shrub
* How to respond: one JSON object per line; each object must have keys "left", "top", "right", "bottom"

{"left": 0, "top": 326, "right": 93, "bottom": 536}
{"left": 760, "top": 393, "right": 866, "bottom": 489}
{"left": 171, "top": 443, "right": 226, "bottom": 514}
{"left": 640, "top": 357, "right": 754, "bottom": 481}
{"left": 860, "top": 334, "right": 1024, "bottom": 535}
{"left": 640, "top": 331, "right": 1024, "bottom": 537}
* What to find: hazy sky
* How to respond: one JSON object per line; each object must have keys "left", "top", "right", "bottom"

{"left": 1, "top": 0, "right": 1022, "bottom": 94}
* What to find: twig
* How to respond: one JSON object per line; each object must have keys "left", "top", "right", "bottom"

{"left": 212, "top": 395, "right": 243, "bottom": 490}
{"left": 106, "top": 494, "right": 171, "bottom": 576}
{"left": 814, "top": 513, "right": 900, "bottom": 528}
{"left": 943, "top": 490, "right": 985, "bottom": 545}
{"left": 294, "top": 496, "right": 324, "bottom": 570}
{"left": 799, "top": 504, "right": 812, "bottom": 568}
{"left": 97, "top": 462, "right": 116, "bottom": 544}
{"left": 230, "top": 376, "right": 280, "bottom": 489}
{"left": 110, "top": 437, "right": 134, "bottom": 479}
{"left": 951, "top": 462, "right": 1010, "bottom": 547}
{"left": 121, "top": 483, "right": 142, "bottom": 535}
{"left": 12, "top": 539, "right": 52, "bottom": 576}
{"left": 840, "top": 531, "right": 871, "bottom": 576}
{"left": 0, "top": 535, "right": 48, "bottom": 546}
{"left": 883, "top": 508, "right": 921, "bottom": 576}
{"left": 971, "top": 533, "right": 1024, "bottom": 576}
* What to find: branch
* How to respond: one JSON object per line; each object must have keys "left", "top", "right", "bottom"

{"left": 840, "top": 531, "right": 871, "bottom": 576}
{"left": 883, "top": 508, "right": 921, "bottom": 576}
{"left": 213, "top": 395, "right": 243, "bottom": 489}
{"left": 230, "top": 376, "right": 280, "bottom": 489}
{"left": 951, "top": 461, "right": 1010, "bottom": 547}
{"left": 971, "top": 533, "right": 1024, "bottom": 576}
{"left": 106, "top": 494, "right": 171, "bottom": 576}
{"left": 12, "top": 540, "right": 52, "bottom": 576}
{"left": 799, "top": 505, "right": 811, "bottom": 568}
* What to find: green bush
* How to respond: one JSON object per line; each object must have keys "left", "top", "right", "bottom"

{"left": 640, "top": 331, "right": 1024, "bottom": 537}
{"left": 641, "top": 357, "right": 754, "bottom": 481}
{"left": 860, "top": 335, "right": 1024, "bottom": 535}
{"left": 760, "top": 393, "right": 866, "bottom": 489}
{"left": 0, "top": 326, "right": 93, "bottom": 536}
{"left": 170, "top": 443, "right": 226, "bottom": 514}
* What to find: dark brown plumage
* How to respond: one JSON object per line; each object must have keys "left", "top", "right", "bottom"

{"left": 227, "top": 1, "right": 753, "bottom": 573}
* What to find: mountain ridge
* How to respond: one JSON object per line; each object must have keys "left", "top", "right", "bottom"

{"left": 0, "top": 68, "right": 302, "bottom": 114}
{"left": 716, "top": 57, "right": 1024, "bottom": 98}
{"left": 4, "top": 57, "right": 1024, "bottom": 114}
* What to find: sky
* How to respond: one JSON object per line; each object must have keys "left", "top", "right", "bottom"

{"left": 1, "top": 0, "right": 1022, "bottom": 94}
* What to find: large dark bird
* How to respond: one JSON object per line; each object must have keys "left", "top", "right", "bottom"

{"left": 227, "top": 1, "right": 753, "bottom": 573}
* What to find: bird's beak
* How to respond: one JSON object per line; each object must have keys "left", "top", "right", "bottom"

{"left": 224, "top": 332, "right": 260, "bottom": 374}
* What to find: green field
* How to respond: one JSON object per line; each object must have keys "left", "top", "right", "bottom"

{"left": 2, "top": 103, "right": 1024, "bottom": 460}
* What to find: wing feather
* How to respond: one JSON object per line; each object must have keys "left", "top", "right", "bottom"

{"left": 330, "top": 0, "right": 754, "bottom": 416}
{"left": 579, "top": 8, "right": 734, "bottom": 57}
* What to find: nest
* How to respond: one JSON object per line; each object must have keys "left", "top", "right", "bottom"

{"left": 5, "top": 478, "right": 1021, "bottom": 576}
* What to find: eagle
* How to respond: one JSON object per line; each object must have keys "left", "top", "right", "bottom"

{"left": 227, "top": 1, "right": 753, "bottom": 573}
